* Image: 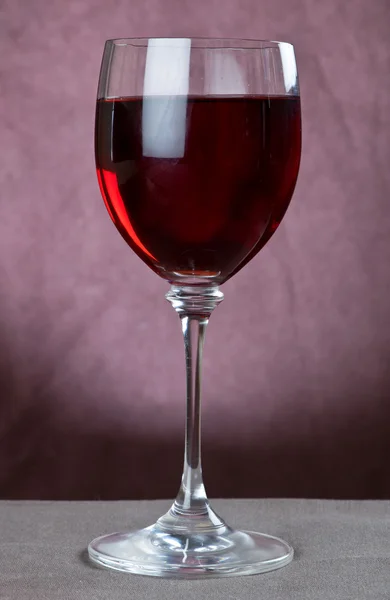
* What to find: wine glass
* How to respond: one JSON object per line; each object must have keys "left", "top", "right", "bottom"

{"left": 89, "top": 37, "right": 301, "bottom": 578}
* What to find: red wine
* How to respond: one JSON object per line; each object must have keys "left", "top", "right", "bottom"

{"left": 95, "top": 95, "right": 301, "bottom": 284}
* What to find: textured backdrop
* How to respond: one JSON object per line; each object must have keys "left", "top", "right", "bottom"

{"left": 0, "top": 0, "right": 389, "bottom": 500}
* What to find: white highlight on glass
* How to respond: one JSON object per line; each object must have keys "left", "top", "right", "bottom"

{"left": 142, "top": 38, "right": 191, "bottom": 158}
{"left": 279, "top": 44, "right": 298, "bottom": 93}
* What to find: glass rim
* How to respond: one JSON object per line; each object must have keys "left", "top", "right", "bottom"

{"left": 104, "top": 37, "right": 295, "bottom": 50}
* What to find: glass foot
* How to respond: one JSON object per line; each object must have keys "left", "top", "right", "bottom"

{"left": 88, "top": 520, "right": 293, "bottom": 578}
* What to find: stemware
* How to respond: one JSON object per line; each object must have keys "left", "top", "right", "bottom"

{"left": 89, "top": 37, "right": 301, "bottom": 578}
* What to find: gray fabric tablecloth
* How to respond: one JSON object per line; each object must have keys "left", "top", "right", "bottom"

{"left": 1, "top": 499, "right": 389, "bottom": 599}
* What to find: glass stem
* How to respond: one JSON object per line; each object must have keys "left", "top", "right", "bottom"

{"left": 175, "top": 314, "right": 208, "bottom": 514}
{"left": 161, "top": 284, "right": 225, "bottom": 530}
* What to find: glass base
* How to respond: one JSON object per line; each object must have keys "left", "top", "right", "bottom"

{"left": 88, "top": 521, "right": 293, "bottom": 579}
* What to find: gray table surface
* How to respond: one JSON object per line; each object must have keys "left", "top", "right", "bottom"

{"left": 1, "top": 499, "right": 389, "bottom": 599}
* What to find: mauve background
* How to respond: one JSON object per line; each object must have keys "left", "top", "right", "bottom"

{"left": 0, "top": 0, "right": 389, "bottom": 500}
